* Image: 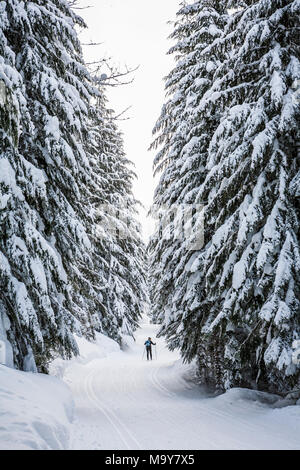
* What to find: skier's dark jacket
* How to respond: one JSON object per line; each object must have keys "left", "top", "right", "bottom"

{"left": 144, "top": 340, "right": 155, "bottom": 348}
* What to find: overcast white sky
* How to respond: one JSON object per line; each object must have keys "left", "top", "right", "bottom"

{"left": 77, "top": 0, "right": 180, "bottom": 240}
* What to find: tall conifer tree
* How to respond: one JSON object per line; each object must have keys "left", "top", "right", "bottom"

{"left": 151, "top": 0, "right": 300, "bottom": 394}
{"left": 149, "top": 0, "right": 228, "bottom": 353}
{"left": 0, "top": 0, "right": 145, "bottom": 371}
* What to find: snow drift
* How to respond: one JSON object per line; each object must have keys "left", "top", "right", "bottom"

{"left": 0, "top": 364, "right": 73, "bottom": 450}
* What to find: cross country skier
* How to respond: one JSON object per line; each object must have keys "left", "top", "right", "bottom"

{"left": 144, "top": 337, "right": 156, "bottom": 360}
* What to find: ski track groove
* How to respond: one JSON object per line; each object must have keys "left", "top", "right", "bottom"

{"left": 86, "top": 367, "right": 142, "bottom": 450}
{"left": 145, "top": 362, "right": 217, "bottom": 447}
{"left": 148, "top": 364, "right": 223, "bottom": 449}
{"left": 149, "top": 363, "right": 267, "bottom": 449}
{"left": 145, "top": 360, "right": 226, "bottom": 447}
{"left": 84, "top": 367, "right": 130, "bottom": 449}
{"left": 150, "top": 365, "right": 176, "bottom": 398}
{"left": 158, "top": 368, "right": 235, "bottom": 447}
{"left": 153, "top": 364, "right": 263, "bottom": 437}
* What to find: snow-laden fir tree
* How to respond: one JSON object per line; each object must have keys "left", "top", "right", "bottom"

{"left": 0, "top": 0, "right": 145, "bottom": 371}
{"left": 149, "top": 0, "right": 228, "bottom": 352}
{"left": 193, "top": 0, "right": 300, "bottom": 394}
{"left": 0, "top": 2, "right": 31, "bottom": 368}
{"left": 151, "top": 0, "right": 300, "bottom": 394}
{"left": 86, "top": 92, "right": 146, "bottom": 343}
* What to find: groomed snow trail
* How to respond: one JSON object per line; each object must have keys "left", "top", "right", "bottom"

{"left": 66, "top": 316, "right": 300, "bottom": 450}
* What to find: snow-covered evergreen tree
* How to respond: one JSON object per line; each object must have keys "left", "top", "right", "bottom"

{"left": 151, "top": 0, "right": 300, "bottom": 394}
{"left": 194, "top": 0, "right": 300, "bottom": 394}
{"left": 86, "top": 92, "right": 146, "bottom": 343}
{"left": 0, "top": 0, "right": 100, "bottom": 371}
{"left": 0, "top": 0, "right": 145, "bottom": 371}
{"left": 149, "top": 0, "right": 228, "bottom": 351}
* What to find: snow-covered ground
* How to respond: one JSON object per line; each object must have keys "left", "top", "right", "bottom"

{"left": 0, "top": 364, "right": 73, "bottom": 449}
{"left": 1, "top": 315, "right": 300, "bottom": 450}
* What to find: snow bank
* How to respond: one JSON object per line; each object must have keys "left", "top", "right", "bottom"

{"left": 49, "top": 332, "right": 121, "bottom": 380}
{"left": 0, "top": 331, "right": 121, "bottom": 450}
{"left": 0, "top": 365, "right": 73, "bottom": 450}
{"left": 209, "top": 387, "right": 300, "bottom": 446}
{"left": 213, "top": 387, "right": 285, "bottom": 407}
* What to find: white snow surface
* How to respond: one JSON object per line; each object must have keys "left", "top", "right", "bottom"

{"left": 1, "top": 316, "right": 300, "bottom": 450}
{"left": 0, "top": 365, "right": 73, "bottom": 450}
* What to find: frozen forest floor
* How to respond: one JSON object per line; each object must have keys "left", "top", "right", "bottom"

{"left": 64, "top": 316, "right": 300, "bottom": 450}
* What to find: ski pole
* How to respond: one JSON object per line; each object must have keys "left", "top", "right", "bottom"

{"left": 142, "top": 346, "right": 145, "bottom": 360}
{"left": 155, "top": 344, "right": 157, "bottom": 360}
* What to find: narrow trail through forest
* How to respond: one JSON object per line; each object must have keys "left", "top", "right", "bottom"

{"left": 66, "top": 316, "right": 300, "bottom": 450}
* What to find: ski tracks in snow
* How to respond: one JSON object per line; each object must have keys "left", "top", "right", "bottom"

{"left": 68, "top": 318, "right": 300, "bottom": 450}
{"left": 84, "top": 367, "right": 142, "bottom": 450}
{"left": 150, "top": 365, "right": 176, "bottom": 398}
